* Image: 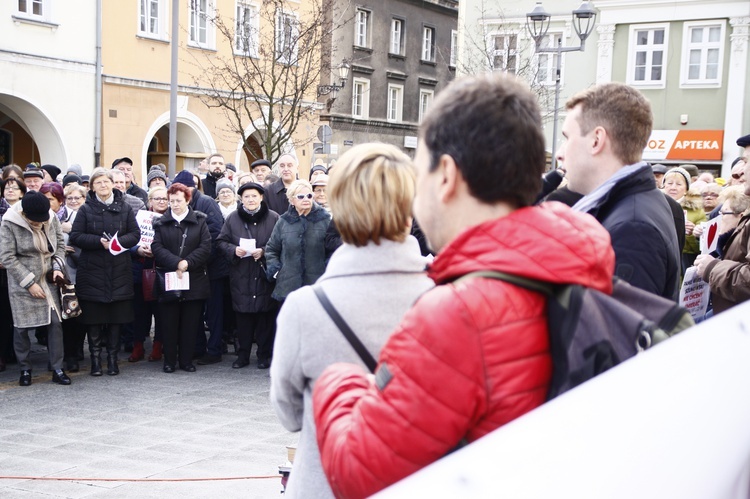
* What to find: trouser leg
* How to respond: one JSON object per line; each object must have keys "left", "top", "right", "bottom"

{"left": 203, "top": 279, "right": 223, "bottom": 357}
{"left": 160, "top": 301, "right": 180, "bottom": 367}
{"left": 178, "top": 301, "right": 204, "bottom": 367}
{"left": 14, "top": 327, "right": 33, "bottom": 372}
{"left": 47, "top": 312, "right": 64, "bottom": 371}
{"left": 235, "top": 312, "right": 254, "bottom": 362}
{"left": 255, "top": 309, "right": 277, "bottom": 362}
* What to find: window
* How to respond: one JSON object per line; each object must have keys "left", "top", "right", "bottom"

{"left": 422, "top": 26, "right": 435, "bottom": 62}
{"left": 235, "top": 1, "right": 259, "bottom": 57}
{"left": 536, "top": 32, "right": 563, "bottom": 85}
{"left": 387, "top": 84, "right": 403, "bottom": 122}
{"left": 627, "top": 24, "right": 669, "bottom": 87}
{"left": 390, "top": 18, "right": 404, "bottom": 55}
{"left": 276, "top": 10, "right": 299, "bottom": 64}
{"left": 17, "top": 0, "right": 44, "bottom": 17}
{"left": 419, "top": 89, "right": 434, "bottom": 123}
{"left": 681, "top": 21, "right": 725, "bottom": 87}
{"left": 352, "top": 78, "right": 370, "bottom": 119}
{"left": 450, "top": 30, "right": 458, "bottom": 67}
{"left": 189, "top": 0, "right": 214, "bottom": 49}
{"left": 139, "top": 0, "right": 167, "bottom": 39}
{"left": 355, "top": 9, "right": 370, "bottom": 48}
{"left": 491, "top": 34, "right": 518, "bottom": 73}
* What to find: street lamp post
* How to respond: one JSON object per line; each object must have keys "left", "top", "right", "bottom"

{"left": 317, "top": 61, "right": 351, "bottom": 99}
{"left": 526, "top": 1, "right": 597, "bottom": 169}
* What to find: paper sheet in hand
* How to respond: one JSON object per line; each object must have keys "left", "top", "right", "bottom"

{"left": 165, "top": 271, "right": 190, "bottom": 291}
{"left": 239, "top": 238, "right": 256, "bottom": 258}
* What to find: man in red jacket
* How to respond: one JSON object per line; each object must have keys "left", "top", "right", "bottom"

{"left": 312, "top": 74, "right": 616, "bottom": 498}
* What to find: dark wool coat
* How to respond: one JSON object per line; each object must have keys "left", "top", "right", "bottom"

{"left": 189, "top": 188, "right": 229, "bottom": 280}
{"left": 69, "top": 189, "right": 140, "bottom": 303}
{"left": 265, "top": 179, "right": 291, "bottom": 216}
{"left": 151, "top": 207, "right": 212, "bottom": 302}
{"left": 216, "top": 202, "right": 279, "bottom": 313}
{"left": 265, "top": 203, "right": 331, "bottom": 301}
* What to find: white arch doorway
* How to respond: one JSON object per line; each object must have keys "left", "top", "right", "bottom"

{"left": 0, "top": 92, "right": 67, "bottom": 168}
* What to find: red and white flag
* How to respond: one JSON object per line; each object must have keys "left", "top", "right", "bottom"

{"left": 109, "top": 231, "right": 128, "bottom": 255}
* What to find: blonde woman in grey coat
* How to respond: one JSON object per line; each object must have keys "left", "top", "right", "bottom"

{"left": 0, "top": 191, "right": 70, "bottom": 386}
{"left": 270, "top": 144, "right": 434, "bottom": 498}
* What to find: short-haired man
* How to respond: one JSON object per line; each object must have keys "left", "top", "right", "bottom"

{"left": 111, "top": 169, "right": 146, "bottom": 212}
{"left": 201, "top": 153, "right": 226, "bottom": 199}
{"left": 558, "top": 82, "right": 680, "bottom": 300}
{"left": 311, "top": 74, "right": 615, "bottom": 498}
{"left": 22, "top": 168, "right": 45, "bottom": 192}
{"left": 695, "top": 133, "right": 750, "bottom": 313}
{"left": 250, "top": 159, "right": 272, "bottom": 183}
{"left": 112, "top": 157, "right": 148, "bottom": 205}
{"left": 265, "top": 154, "right": 298, "bottom": 215}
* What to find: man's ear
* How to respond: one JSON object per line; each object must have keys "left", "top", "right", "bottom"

{"left": 438, "top": 154, "right": 461, "bottom": 203}
{"left": 591, "top": 126, "right": 608, "bottom": 156}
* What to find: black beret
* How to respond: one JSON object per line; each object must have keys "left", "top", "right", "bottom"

{"left": 737, "top": 134, "right": 750, "bottom": 148}
{"left": 238, "top": 182, "right": 265, "bottom": 196}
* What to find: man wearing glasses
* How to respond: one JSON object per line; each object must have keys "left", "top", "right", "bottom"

{"left": 695, "top": 133, "right": 750, "bottom": 314}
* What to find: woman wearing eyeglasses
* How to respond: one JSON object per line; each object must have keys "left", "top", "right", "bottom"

{"left": 265, "top": 179, "right": 332, "bottom": 307}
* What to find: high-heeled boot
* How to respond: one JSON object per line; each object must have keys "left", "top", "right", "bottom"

{"left": 106, "top": 326, "right": 120, "bottom": 375}
{"left": 88, "top": 327, "right": 103, "bottom": 376}
{"left": 128, "top": 342, "right": 144, "bottom": 362}
{"left": 148, "top": 340, "right": 163, "bottom": 361}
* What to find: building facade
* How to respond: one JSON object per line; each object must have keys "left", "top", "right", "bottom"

{"left": 457, "top": 0, "right": 750, "bottom": 176}
{"left": 318, "top": 0, "right": 458, "bottom": 162}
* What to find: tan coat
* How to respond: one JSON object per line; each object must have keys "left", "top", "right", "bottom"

{"left": 704, "top": 211, "right": 750, "bottom": 314}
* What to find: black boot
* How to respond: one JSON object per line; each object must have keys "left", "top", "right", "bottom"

{"left": 106, "top": 325, "right": 120, "bottom": 376}
{"left": 88, "top": 326, "right": 103, "bottom": 376}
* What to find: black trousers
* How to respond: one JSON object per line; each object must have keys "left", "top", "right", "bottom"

{"left": 235, "top": 309, "right": 277, "bottom": 362}
{"left": 161, "top": 299, "right": 204, "bottom": 367}
{"left": 62, "top": 317, "right": 86, "bottom": 361}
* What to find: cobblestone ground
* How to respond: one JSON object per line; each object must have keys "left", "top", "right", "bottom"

{"left": 0, "top": 335, "right": 298, "bottom": 498}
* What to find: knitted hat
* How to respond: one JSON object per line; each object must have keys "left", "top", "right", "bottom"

{"left": 216, "top": 179, "right": 236, "bottom": 195}
{"left": 665, "top": 167, "right": 691, "bottom": 189}
{"left": 67, "top": 164, "right": 83, "bottom": 176}
{"left": 41, "top": 164, "right": 61, "bottom": 181}
{"left": 81, "top": 175, "right": 90, "bottom": 183}
{"left": 151, "top": 163, "right": 167, "bottom": 174}
{"left": 21, "top": 191, "right": 51, "bottom": 222}
{"left": 62, "top": 173, "right": 82, "bottom": 187}
{"left": 250, "top": 159, "right": 272, "bottom": 170}
{"left": 238, "top": 182, "right": 265, "bottom": 196}
{"left": 172, "top": 170, "right": 196, "bottom": 188}
{"left": 147, "top": 168, "right": 168, "bottom": 187}
{"left": 310, "top": 164, "right": 327, "bottom": 176}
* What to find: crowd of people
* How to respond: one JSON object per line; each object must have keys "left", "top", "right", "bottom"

{"left": 0, "top": 152, "right": 338, "bottom": 383}
{"left": 1, "top": 73, "right": 749, "bottom": 498}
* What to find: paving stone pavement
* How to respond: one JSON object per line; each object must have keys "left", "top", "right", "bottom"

{"left": 0, "top": 339, "right": 299, "bottom": 498}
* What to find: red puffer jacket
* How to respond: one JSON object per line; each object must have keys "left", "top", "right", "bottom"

{"left": 313, "top": 203, "right": 615, "bottom": 499}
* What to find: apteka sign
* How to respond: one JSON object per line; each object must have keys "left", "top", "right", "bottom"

{"left": 643, "top": 130, "right": 724, "bottom": 161}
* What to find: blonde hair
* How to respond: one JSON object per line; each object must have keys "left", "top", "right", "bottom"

{"left": 64, "top": 183, "right": 87, "bottom": 198}
{"left": 286, "top": 179, "right": 313, "bottom": 200}
{"left": 148, "top": 186, "right": 167, "bottom": 201}
{"left": 719, "top": 186, "right": 750, "bottom": 213}
{"left": 328, "top": 143, "right": 415, "bottom": 247}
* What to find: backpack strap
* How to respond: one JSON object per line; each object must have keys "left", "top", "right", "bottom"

{"left": 453, "top": 270, "right": 555, "bottom": 297}
{"left": 313, "top": 284, "right": 378, "bottom": 373}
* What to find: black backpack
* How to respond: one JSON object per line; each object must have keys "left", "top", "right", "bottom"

{"left": 455, "top": 272, "right": 695, "bottom": 400}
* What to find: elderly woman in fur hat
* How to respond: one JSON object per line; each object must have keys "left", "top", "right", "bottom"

{"left": 0, "top": 191, "right": 71, "bottom": 386}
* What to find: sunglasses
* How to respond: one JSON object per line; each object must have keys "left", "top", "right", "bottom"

{"left": 295, "top": 193, "right": 313, "bottom": 200}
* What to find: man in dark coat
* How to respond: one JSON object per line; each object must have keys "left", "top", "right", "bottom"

{"left": 172, "top": 170, "right": 228, "bottom": 364}
{"left": 265, "top": 154, "right": 299, "bottom": 215}
{"left": 201, "top": 153, "right": 226, "bottom": 199}
{"left": 112, "top": 157, "right": 148, "bottom": 205}
{"left": 558, "top": 82, "right": 680, "bottom": 301}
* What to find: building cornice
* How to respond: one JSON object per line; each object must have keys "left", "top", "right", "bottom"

{"left": 0, "top": 49, "right": 95, "bottom": 73}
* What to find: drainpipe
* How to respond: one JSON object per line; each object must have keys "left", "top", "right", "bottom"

{"left": 94, "top": 0, "right": 102, "bottom": 168}
{"left": 168, "top": 0, "right": 179, "bottom": 178}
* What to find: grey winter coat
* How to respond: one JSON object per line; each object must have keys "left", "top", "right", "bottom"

{"left": 216, "top": 202, "right": 279, "bottom": 313}
{"left": 0, "top": 204, "right": 65, "bottom": 328}
{"left": 269, "top": 236, "right": 434, "bottom": 498}
{"left": 265, "top": 203, "right": 331, "bottom": 301}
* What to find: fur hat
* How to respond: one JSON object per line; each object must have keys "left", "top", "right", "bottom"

{"left": 21, "top": 191, "right": 51, "bottom": 222}
{"left": 238, "top": 182, "right": 265, "bottom": 196}
{"left": 216, "top": 179, "right": 236, "bottom": 195}
{"left": 172, "top": 170, "right": 196, "bottom": 188}
{"left": 147, "top": 168, "right": 168, "bottom": 187}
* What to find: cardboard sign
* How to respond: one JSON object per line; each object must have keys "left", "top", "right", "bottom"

{"left": 679, "top": 266, "right": 710, "bottom": 321}
{"left": 136, "top": 211, "right": 163, "bottom": 248}
{"left": 700, "top": 215, "right": 722, "bottom": 255}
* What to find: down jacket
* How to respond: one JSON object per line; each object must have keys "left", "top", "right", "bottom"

{"left": 189, "top": 188, "right": 229, "bottom": 280}
{"left": 0, "top": 204, "right": 65, "bottom": 328}
{"left": 216, "top": 202, "right": 279, "bottom": 313}
{"left": 69, "top": 189, "right": 140, "bottom": 303}
{"left": 151, "top": 207, "right": 212, "bottom": 302}
{"left": 265, "top": 203, "right": 331, "bottom": 301}
{"left": 312, "top": 202, "right": 615, "bottom": 499}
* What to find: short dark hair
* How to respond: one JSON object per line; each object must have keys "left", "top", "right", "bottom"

{"left": 420, "top": 74, "right": 544, "bottom": 207}
{"left": 168, "top": 182, "right": 193, "bottom": 203}
{"left": 1, "top": 177, "right": 27, "bottom": 197}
